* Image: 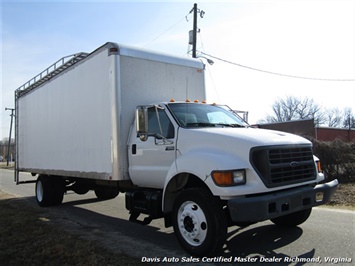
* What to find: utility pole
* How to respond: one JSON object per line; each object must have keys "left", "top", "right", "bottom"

{"left": 189, "top": 3, "right": 205, "bottom": 58}
{"left": 192, "top": 3, "right": 198, "bottom": 58}
{"left": 5, "top": 108, "right": 15, "bottom": 166}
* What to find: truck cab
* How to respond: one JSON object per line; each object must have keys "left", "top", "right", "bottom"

{"left": 126, "top": 100, "right": 338, "bottom": 255}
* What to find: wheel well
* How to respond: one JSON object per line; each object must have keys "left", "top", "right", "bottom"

{"left": 163, "top": 173, "right": 212, "bottom": 213}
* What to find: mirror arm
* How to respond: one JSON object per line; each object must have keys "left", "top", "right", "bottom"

{"left": 136, "top": 106, "right": 149, "bottom": 141}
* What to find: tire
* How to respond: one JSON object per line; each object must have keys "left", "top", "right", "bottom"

{"left": 52, "top": 177, "right": 65, "bottom": 206}
{"left": 94, "top": 187, "right": 119, "bottom": 200}
{"left": 71, "top": 181, "right": 90, "bottom": 195}
{"left": 172, "top": 188, "right": 227, "bottom": 256}
{"left": 36, "top": 175, "right": 55, "bottom": 207}
{"left": 36, "top": 175, "right": 65, "bottom": 207}
{"left": 271, "top": 208, "right": 312, "bottom": 227}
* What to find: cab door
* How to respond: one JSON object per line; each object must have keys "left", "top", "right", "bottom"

{"left": 128, "top": 106, "right": 176, "bottom": 188}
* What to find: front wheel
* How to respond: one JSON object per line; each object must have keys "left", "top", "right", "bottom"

{"left": 172, "top": 188, "right": 227, "bottom": 256}
{"left": 271, "top": 208, "right": 312, "bottom": 227}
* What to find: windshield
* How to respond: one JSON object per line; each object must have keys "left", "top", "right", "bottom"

{"left": 167, "top": 103, "right": 248, "bottom": 128}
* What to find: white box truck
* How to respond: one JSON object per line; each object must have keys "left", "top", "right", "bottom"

{"left": 15, "top": 42, "right": 338, "bottom": 256}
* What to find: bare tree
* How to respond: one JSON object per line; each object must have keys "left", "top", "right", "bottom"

{"left": 343, "top": 107, "right": 355, "bottom": 129}
{"left": 296, "top": 98, "right": 322, "bottom": 120}
{"left": 324, "top": 108, "right": 343, "bottom": 127}
{"left": 264, "top": 96, "right": 323, "bottom": 123}
{"left": 263, "top": 97, "right": 354, "bottom": 128}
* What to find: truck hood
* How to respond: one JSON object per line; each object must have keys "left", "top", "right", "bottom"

{"left": 177, "top": 127, "right": 311, "bottom": 154}
{"left": 174, "top": 125, "right": 320, "bottom": 198}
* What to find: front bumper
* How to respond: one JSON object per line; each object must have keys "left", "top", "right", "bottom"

{"left": 228, "top": 179, "right": 338, "bottom": 223}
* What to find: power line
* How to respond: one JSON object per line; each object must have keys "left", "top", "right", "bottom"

{"left": 200, "top": 52, "right": 355, "bottom": 82}
{"left": 143, "top": 15, "right": 187, "bottom": 48}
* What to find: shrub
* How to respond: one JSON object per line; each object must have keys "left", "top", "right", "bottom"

{"left": 312, "top": 138, "right": 355, "bottom": 183}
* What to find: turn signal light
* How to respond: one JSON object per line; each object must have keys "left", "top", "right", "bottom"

{"left": 211, "top": 169, "right": 246, "bottom": 186}
{"left": 212, "top": 172, "right": 234, "bottom": 186}
{"left": 317, "top": 161, "right": 322, "bottom": 173}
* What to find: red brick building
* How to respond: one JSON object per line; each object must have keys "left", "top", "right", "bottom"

{"left": 315, "top": 127, "right": 355, "bottom": 141}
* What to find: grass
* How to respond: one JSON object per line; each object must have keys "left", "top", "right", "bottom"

{"left": 325, "top": 182, "right": 355, "bottom": 210}
{"left": 0, "top": 192, "right": 138, "bottom": 266}
{"left": 0, "top": 162, "right": 14, "bottom": 170}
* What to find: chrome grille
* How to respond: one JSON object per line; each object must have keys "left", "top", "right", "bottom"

{"left": 250, "top": 145, "right": 317, "bottom": 188}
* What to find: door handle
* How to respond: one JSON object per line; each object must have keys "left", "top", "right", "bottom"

{"left": 132, "top": 144, "right": 137, "bottom": 155}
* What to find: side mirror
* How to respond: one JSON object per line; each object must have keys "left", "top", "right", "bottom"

{"left": 136, "top": 106, "right": 148, "bottom": 141}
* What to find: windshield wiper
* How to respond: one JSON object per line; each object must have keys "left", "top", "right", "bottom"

{"left": 186, "top": 122, "right": 216, "bottom": 127}
{"left": 186, "top": 123, "right": 245, "bottom": 128}
{"left": 216, "top": 123, "right": 245, "bottom": 128}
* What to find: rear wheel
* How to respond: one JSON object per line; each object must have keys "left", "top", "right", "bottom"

{"left": 52, "top": 177, "right": 65, "bottom": 206}
{"left": 271, "top": 208, "right": 312, "bottom": 227}
{"left": 71, "top": 181, "right": 90, "bottom": 195}
{"left": 35, "top": 175, "right": 65, "bottom": 207}
{"left": 36, "top": 175, "right": 54, "bottom": 207}
{"left": 172, "top": 188, "right": 227, "bottom": 256}
{"left": 94, "top": 187, "right": 119, "bottom": 200}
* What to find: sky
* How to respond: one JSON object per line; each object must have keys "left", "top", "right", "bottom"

{"left": 1, "top": 0, "right": 355, "bottom": 140}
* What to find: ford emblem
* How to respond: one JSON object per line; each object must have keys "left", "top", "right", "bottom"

{"left": 290, "top": 161, "right": 299, "bottom": 167}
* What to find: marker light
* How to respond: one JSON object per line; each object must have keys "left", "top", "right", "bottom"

{"left": 170, "top": 98, "right": 175, "bottom": 102}
{"left": 202, "top": 100, "right": 207, "bottom": 104}
{"left": 186, "top": 99, "right": 191, "bottom": 102}
{"left": 194, "top": 100, "right": 199, "bottom": 103}
{"left": 316, "top": 161, "right": 322, "bottom": 173}
{"left": 211, "top": 169, "right": 246, "bottom": 186}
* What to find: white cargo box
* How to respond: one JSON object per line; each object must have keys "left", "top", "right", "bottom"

{"left": 15, "top": 42, "right": 205, "bottom": 181}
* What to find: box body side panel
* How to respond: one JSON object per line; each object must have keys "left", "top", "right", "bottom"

{"left": 17, "top": 48, "right": 114, "bottom": 179}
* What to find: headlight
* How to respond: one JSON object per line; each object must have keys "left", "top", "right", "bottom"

{"left": 211, "top": 169, "right": 246, "bottom": 186}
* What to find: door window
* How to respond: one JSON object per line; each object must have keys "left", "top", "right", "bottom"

{"left": 148, "top": 108, "right": 174, "bottom": 139}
